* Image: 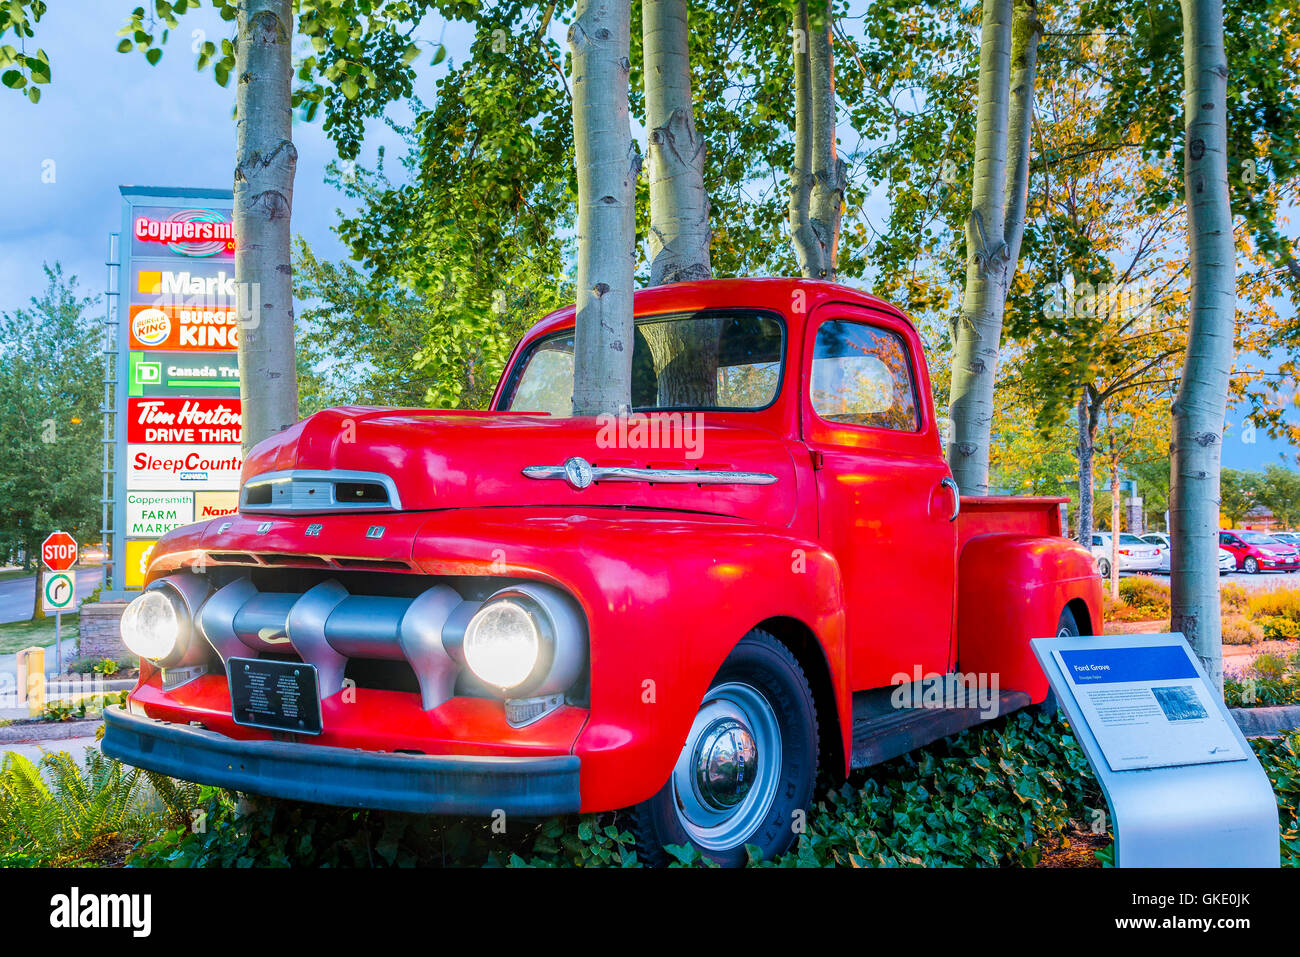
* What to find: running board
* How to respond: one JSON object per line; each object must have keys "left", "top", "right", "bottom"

{"left": 850, "top": 686, "right": 1031, "bottom": 769}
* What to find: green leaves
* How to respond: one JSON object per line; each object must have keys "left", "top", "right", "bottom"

{"left": 0, "top": 0, "right": 50, "bottom": 101}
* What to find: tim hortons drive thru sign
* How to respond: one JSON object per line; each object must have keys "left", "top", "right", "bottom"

{"left": 127, "top": 398, "right": 241, "bottom": 444}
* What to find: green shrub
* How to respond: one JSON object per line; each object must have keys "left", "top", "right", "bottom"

{"left": 759, "top": 711, "right": 1100, "bottom": 867}
{"left": 1225, "top": 650, "right": 1300, "bottom": 707}
{"left": 1259, "top": 616, "right": 1300, "bottom": 642}
{"left": 1249, "top": 731, "right": 1300, "bottom": 867}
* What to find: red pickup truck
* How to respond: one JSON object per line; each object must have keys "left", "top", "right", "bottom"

{"left": 104, "top": 278, "right": 1101, "bottom": 865}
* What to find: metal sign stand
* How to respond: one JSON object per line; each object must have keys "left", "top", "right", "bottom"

{"left": 1031, "top": 632, "right": 1280, "bottom": 867}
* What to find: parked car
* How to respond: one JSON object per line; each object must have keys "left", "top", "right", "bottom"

{"left": 1218, "top": 529, "right": 1300, "bottom": 574}
{"left": 1138, "top": 533, "right": 1236, "bottom": 575}
{"left": 1090, "top": 532, "right": 1162, "bottom": 577}
{"left": 1272, "top": 531, "right": 1300, "bottom": 548}
{"left": 102, "top": 278, "right": 1103, "bottom": 866}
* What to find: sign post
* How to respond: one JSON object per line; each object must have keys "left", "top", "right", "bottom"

{"left": 1032, "top": 632, "right": 1280, "bottom": 866}
{"left": 41, "top": 531, "right": 78, "bottom": 676}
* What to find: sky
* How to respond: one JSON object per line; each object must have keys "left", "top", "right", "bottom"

{"left": 0, "top": 1, "right": 1294, "bottom": 471}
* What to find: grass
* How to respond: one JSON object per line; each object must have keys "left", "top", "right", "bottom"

{"left": 0, "top": 617, "right": 79, "bottom": 656}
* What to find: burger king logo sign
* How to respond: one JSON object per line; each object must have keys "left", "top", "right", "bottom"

{"left": 131, "top": 307, "right": 172, "bottom": 347}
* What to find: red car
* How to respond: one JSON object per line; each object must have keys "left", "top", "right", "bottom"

{"left": 104, "top": 279, "right": 1102, "bottom": 865}
{"left": 1218, "top": 529, "right": 1300, "bottom": 574}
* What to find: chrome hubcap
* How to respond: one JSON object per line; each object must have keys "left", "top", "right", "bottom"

{"left": 672, "top": 682, "right": 781, "bottom": 851}
{"left": 694, "top": 718, "right": 758, "bottom": 810}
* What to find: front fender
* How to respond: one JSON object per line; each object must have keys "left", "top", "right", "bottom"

{"left": 410, "top": 508, "right": 850, "bottom": 811}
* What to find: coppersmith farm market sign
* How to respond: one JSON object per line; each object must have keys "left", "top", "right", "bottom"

{"left": 108, "top": 188, "right": 241, "bottom": 593}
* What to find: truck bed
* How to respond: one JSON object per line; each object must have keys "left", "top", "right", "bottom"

{"left": 956, "top": 495, "right": 1067, "bottom": 551}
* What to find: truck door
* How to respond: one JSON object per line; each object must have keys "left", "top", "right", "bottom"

{"left": 801, "top": 304, "right": 958, "bottom": 690}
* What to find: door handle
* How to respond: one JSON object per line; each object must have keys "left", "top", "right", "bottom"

{"left": 940, "top": 477, "right": 960, "bottom": 522}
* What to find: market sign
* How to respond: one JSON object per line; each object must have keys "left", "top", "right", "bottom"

{"left": 126, "top": 491, "right": 195, "bottom": 537}
{"left": 128, "top": 351, "right": 240, "bottom": 397}
{"left": 126, "top": 444, "right": 243, "bottom": 490}
{"left": 127, "top": 398, "right": 241, "bottom": 444}
{"left": 136, "top": 266, "right": 238, "bottom": 299}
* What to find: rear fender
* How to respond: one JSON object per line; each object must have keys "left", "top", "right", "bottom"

{"left": 956, "top": 534, "right": 1103, "bottom": 704}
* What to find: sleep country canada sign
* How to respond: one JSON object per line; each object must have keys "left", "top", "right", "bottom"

{"left": 109, "top": 188, "right": 243, "bottom": 594}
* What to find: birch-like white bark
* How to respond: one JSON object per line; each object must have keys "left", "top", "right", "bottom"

{"left": 1076, "top": 391, "right": 1095, "bottom": 546}
{"left": 234, "top": 0, "right": 298, "bottom": 453}
{"left": 788, "top": 1, "right": 820, "bottom": 277}
{"left": 946, "top": 0, "right": 1041, "bottom": 494}
{"left": 570, "top": 0, "right": 638, "bottom": 416}
{"left": 644, "top": 0, "right": 711, "bottom": 286}
{"left": 1171, "top": 0, "right": 1235, "bottom": 691}
{"left": 808, "top": 0, "right": 846, "bottom": 279}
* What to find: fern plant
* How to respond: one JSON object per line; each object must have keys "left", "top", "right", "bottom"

{"left": 0, "top": 749, "right": 202, "bottom": 866}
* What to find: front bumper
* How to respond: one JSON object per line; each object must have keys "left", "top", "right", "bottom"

{"left": 102, "top": 706, "right": 581, "bottom": 816}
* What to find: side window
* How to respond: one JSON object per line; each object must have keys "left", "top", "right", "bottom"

{"left": 810, "top": 320, "right": 919, "bottom": 431}
{"left": 1092, "top": 536, "right": 1102, "bottom": 547}
{"left": 1219, "top": 532, "right": 1232, "bottom": 545}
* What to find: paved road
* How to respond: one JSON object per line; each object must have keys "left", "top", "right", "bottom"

{"left": 0, "top": 736, "right": 100, "bottom": 764}
{"left": 0, "top": 566, "right": 104, "bottom": 624}
{"left": 1146, "top": 570, "right": 1300, "bottom": 591}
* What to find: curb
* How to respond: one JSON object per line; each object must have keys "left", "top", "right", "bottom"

{"left": 1230, "top": 705, "right": 1300, "bottom": 737}
{"left": 0, "top": 719, "right": 103, "bottom": 746}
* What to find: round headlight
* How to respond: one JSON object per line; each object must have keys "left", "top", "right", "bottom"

{"left": 120, "top": 587, "right": 187, "bottom": 662}
{"left": 463, "top": 597, "right": 548, "bottom": 691}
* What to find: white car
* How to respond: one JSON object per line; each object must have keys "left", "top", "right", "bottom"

{"left": 1090, "top": 532, "right": 1162, "bottom": 577}
{"left": 1139, "top": 533, "right": 1235, "bottom": 575}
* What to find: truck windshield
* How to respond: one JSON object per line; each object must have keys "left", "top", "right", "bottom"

{"left": 504, "top": 310, "right": 785, "bottom": 415}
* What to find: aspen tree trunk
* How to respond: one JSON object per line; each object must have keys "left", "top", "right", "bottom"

{"left": 788, "top": 0, "right": 844, "bottom": 278}
{"left": 807, "top": 0, "right": 846, "bottom": 278}
{"left": 1076, "top": 393, "right": 1095, "bottom": 546}
{"left": 570, "top": 0, "right": 638, "bottom": 416}
{"left": 1171, "top": 0, "right": 1235, "bottom": 692}
{"left": 644, "top": 0, "right": 710, "bottom": 285}
{"left": 1109, "top": 443, "right": 1121, "bottom": 602}
{"left": 788, "top": 1, "right": 819, "bottom": 276}
{"left": 946, "top": 0, "right": 1041, "bottom": 493}
{"left": 234, "top": 0, "right": 298, "bottom": 453}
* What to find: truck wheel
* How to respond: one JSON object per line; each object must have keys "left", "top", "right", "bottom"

{"left": 630, "top": 629, "right": 818, "bottom": 868}
{"left": 1032, "top": 606, "right": 1081, "bottom": 716}
{"left": 1244, "top": 556, "right": 1259, "bottom": 575}
{"left": 1097, "top": 558, "right": 1111, "bottom": 578}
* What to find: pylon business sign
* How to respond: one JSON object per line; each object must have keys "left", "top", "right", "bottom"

{"left": 109, "top": 187, "right": 239, "bottom": 596}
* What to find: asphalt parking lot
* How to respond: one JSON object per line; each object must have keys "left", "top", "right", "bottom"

{"left": 1140, "top": 570, "right": 1300, "bottom": 591}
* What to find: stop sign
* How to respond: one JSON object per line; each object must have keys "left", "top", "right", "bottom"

{"left": 41, "top": 531, "right": 78, "bottom": 571}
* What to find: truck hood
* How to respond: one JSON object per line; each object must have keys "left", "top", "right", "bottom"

{"left": 241, "top": 407, "right": 800, "bottom": 527}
